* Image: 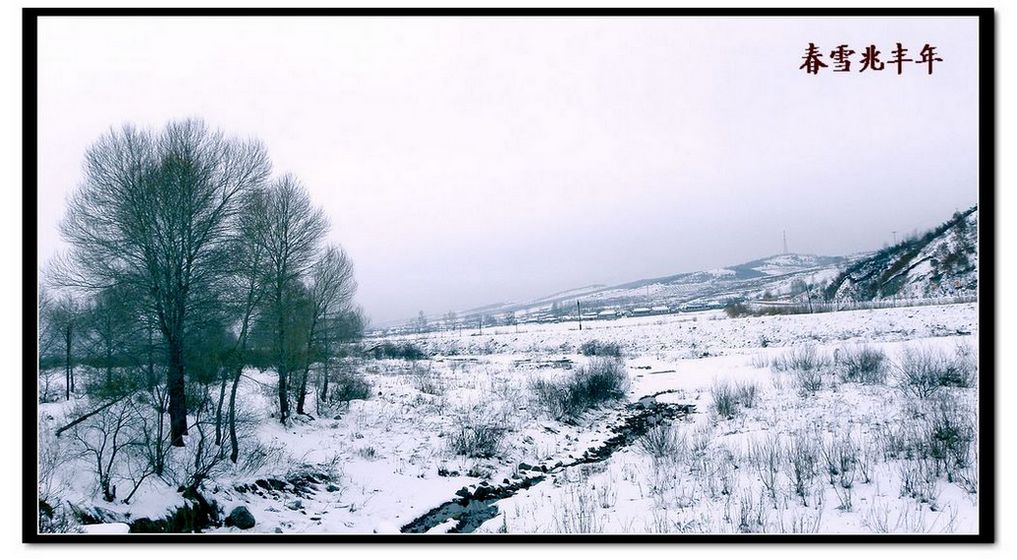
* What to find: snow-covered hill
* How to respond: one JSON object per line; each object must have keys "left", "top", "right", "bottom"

{"left": 393, "top": 205, "right": 978, "bottom": 331}
{"left": 434, "top": 253, "right": 849, "bottom": 326}
{"left": 824, "top": 207, "right": 978, "bottom": 301}
{"left": 566, "top": 253, "right": 847, "bottom": 310}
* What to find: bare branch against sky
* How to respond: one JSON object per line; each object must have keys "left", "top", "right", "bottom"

{"left": 37, "top": 16, "right": 978, "bottom": 324}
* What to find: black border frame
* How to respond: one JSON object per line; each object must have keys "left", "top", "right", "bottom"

{"left": 22, "top": 6, "right": 996, "bottom": 544}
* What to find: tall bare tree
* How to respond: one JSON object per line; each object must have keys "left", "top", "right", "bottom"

{"left": 56, "top": 120, "right": 271, "bottom": 446}
{"left": 249, "top": 176, "right": 328, "bottom": 424}
{"left": 295, "top": 246, "right": 356, "bottom": 415}
{"left": 224, "top": 191, "right": 269, "bottom": 461}
{"left": 49, "top": 295, "right": 80, "bottom": 400}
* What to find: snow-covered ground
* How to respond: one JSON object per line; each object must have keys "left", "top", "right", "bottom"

{"left": 39, "top": 303, "right": 979, "bottom": 535}
{"left": 472, "top": 335, "right": 978, "bottom": 534}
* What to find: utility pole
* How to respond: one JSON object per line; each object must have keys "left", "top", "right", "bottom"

{"left": 892, "top": 231, "right": 898, "bottom": 245}
{"left": 577, "top": 300, "right": 583, "bottom": 331}
{"left": 783, "top": 230, "right": 788, "bottom": 254}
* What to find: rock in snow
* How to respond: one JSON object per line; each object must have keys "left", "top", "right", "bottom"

{"left": 225, "top": 506, "right": 256, "bottom": 530}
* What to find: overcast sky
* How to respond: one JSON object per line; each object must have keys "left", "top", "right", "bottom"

{"left": 36, "top": 16, "right": 980, "bottom": 325}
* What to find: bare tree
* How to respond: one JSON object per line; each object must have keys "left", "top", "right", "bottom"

{"left": 56, "top": 120, "right": 271, "bottom": 446}
{"left": 224, "top": 191, "right": 269, "bottom": 462}
{"left": 38, "top": 286, "right": 63, "bottom": 402}
{"left": 183, "top": 384, "right": 232, "bottom": 493}
{"left": 82, "top": 285, "right": 142, "bottom": 394}
{"left": 38, "top": 285, "right": 56, "bottom": 363}
{"left": 69, "top": 392, "right": 162, "bottom": 504}
{"left": 48, "top": 296, "right": 81, "bottom": 400}
{"left": 295, "top": 246, "right": 357, "bottom": 415}
{"left": 248, "top": 176, "right": 328, "bottom": 424}
{"left": 318, "top": 306, "right": 366, "bottom": 412}
{"left": 443, "top": 310, "right": 458, "bottom": 333}
{"left": 71, "top": 398, "right": 137, "bottom": 502}
{"left": 138, "top": 382, "right": 170, "bottom": 477}
{"left": 185, "top": 312, "right": 233, "bottom": 452}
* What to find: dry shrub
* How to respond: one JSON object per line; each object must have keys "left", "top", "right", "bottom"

{"left": 836, "top": 345, "right": 888, "bottom": 384}
{"left": 530, "top": 358, "right": 629, "bottom": 422}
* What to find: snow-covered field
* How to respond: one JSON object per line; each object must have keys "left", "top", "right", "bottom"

{"left": 39, "top": 303, "right": 980, "bottom": 535}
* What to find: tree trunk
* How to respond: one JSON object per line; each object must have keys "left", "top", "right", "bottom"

{"left": 278, "top": 368, "right": 289, "bottom": 423}
{"left": 228, "top": 287, "right": 257, "bottom": 464}
{"left": 296, "top": 310, "right": 321, "bottom": 416}
{"left": 64, "top": 327, "right": 73, "bottom": 400}
{"left": 228, "top": 365, "right": 242, "bottom": 463}
{"left": 276, "top": 296, "right": 289, "bottom": 423}
{"left": 54, "top": 395, "right": 128, "bottom": 436}
{"left": 146, "top": 322, "right": 156, "bottom": 389}
{"left": 318, "top": 361, "right": 330, "bottom": 414}
{"left": 154, "top": 390, "right": 166, "bottom": 476}
{"left": 313, "top": 364, "right": 322, "bottom": 416}
{"left": 101, "top": 480, "right": 115, "bottom": 503}
{"left": 167, "top": 337, "right": 188, "bottom": 446}
{"left": 214, "top": 371, "right": 227, "bottom": 446}
{"left": 295, "top": 338, "right": 312, "bottom": 416}
{"left": 296, "top": 365, "right": 310, "bottom": 415}
{"left": 105, "top": 341, "right": 113, "bottom": 389}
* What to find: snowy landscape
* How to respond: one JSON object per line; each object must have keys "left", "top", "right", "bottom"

{"left": 36, "top": 203, "right": 981, "bottom": 536}
{"left": 30, "top": 14, "right": 984, "bottom": 539}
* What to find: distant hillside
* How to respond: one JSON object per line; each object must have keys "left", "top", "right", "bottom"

{"left": 440, "top": 252, "right": 849, "bottom": 324}
{"left": 611, "top": 253, "right": 846, "bottom": 291}
{"left": 823, "top": 206, "right": 978, "bottom": 301}
{"left": 580, "top": 253, "right": 847, "bottom": 309}
{"left": 387, "top": 205, "right": 978, "bottom": 331}
{"left": 523, "top": 285, "right": 608, "bottom": 307}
